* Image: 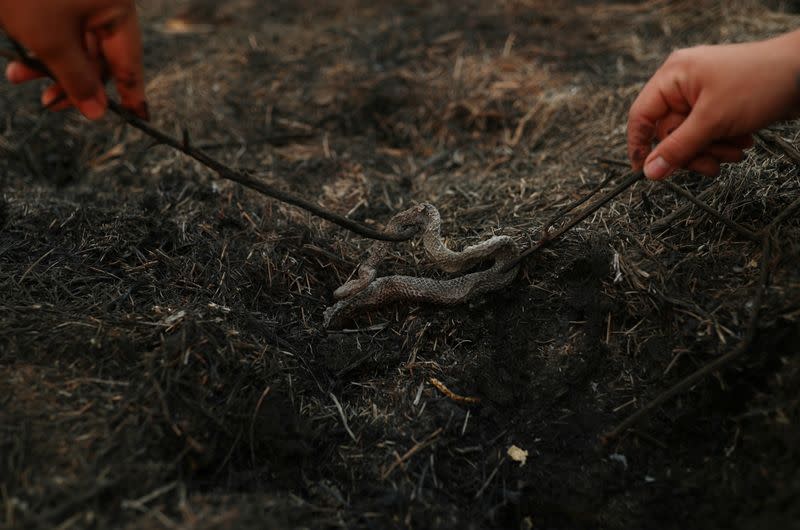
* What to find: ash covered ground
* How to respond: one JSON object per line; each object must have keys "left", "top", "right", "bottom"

{"left": 2, "top": 1, "right": 800, "bottom": 529}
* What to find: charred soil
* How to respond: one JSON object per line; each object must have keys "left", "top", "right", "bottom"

{"left": 2, "top": 1, "right": 800, "bottom": 529}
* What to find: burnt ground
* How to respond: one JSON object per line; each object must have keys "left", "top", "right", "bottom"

{"left": 2, "top": 1, "right": 800, "bottom": 529}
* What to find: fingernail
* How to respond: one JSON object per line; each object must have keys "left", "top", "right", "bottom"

{"left": 78, "top": 97, "right": 106, "bottom": 120}
{"left": 41, "top": 90, "right": 58, "bottom": 107}
{"left": 644, "top": 156, "right": 672, "bottom": 180}
{"left": 5, "top": 62, "right": 21, "bottom": 83}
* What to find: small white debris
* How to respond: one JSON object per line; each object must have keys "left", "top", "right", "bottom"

{"left": 609, "top": 453, "right": 628, "bottom": 469}
{"left": 612, "top": 252, "right": 623, "bottom": 283}
{"left": 507, "top": 445, "right": 529, "bottom": 467}
{"left": 645, "top": 475, "right": 656, "bottom": 483}
{"left": 162, "top": 309, "right": 186, "bottom": 326}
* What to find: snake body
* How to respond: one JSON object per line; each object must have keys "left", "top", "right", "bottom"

{"left": 323, "top": 203, "right": 520, "bottom": 327}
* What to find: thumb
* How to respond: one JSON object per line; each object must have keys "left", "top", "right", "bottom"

{"left": 44, "top": 41, "right": 107, "bottom": 120}
{"left": 644, "top": 104, "right": 716, "bottom": 180}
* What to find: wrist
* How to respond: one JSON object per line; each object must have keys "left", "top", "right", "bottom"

{"left": 752, "top": 30, "right": 800, "bottom": 122}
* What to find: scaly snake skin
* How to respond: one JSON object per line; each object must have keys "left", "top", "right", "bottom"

{"left": 323, "top": 203, "right": 520, "bottom": 327}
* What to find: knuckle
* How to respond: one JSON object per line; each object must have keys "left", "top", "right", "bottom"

{"left": 627, "top": 116, "right": 654, "bottom": 141}
{"left": 88, "top": 4, "right": 137, "bottom": 37}
{"left": 664, "top": 47, "right": 702, "bottom": 73}
{"left": 660, "top": 135, "right": 692, "bottom": 163}
{"left": 665, "top": 49, "right": 689, "bottom": 66}
{"left": 115, "top": 69, "right": 142, "bottom": 91}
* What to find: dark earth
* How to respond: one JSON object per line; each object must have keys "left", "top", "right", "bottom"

{"left": 2, "top": 1, "right": 800, "bottom": 529}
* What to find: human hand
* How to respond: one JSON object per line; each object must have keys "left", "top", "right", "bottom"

{"left": 1, "top": 0, "right": 147, "bottom": 120}
{"left": 627, "top": 31, "right": 800, "bottom": 180}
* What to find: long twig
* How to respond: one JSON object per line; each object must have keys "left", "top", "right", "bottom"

{"left": 107, "top": 101, "right": 415, "bottom": 241}
{"left": 502, "top": 170, "right": 645, "bottom": 271}
{"left": 540, "top": 171, "right": 616, "bottom": 234}
{"left": 0, "top": 43, "right": 415, "bottom": 243}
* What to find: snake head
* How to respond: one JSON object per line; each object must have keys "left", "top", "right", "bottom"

{"left": 391, "top": 203, "right": 431, "bottom": 233}
{"left": 333, "top": 266, "right": 377, "bottom": 299}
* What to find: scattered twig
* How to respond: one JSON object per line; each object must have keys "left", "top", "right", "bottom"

{"left": 770, "top": 194, "right": 800, "bottom": 227}
{"left": 249, "top": 386, "right": 272, "bottom": 467}
{"left": 120, "top": 481, "right": 178, "bottom": 510}
{"left": 601, "top": 232, "right": 772, "bottom": 444}
{"left": 429, "top": 377, "right": 481, "bottom": 405}
{"left": 661, "top": 180, "right": 761, "bottom": 242}
{"left": 410, "top": 150, "right": 450, "bottom": 178}
{"left": 329, "top": 392, "right": 358, "bottom": 443}
{"left": 595, "top": 157, "right": 629, "bottom": 167}
{"left": 474, "top": 456, "right": 506, "bottom": 499}
{"left": 381, "top": 427, "right": 443, "bottom": 480}
{"left": 33, "top": 478, "right": 119, "bottom": 525}
{"left": 650, "top": 186, "right": 715, "bottom": 232}
{"left": 19, "top": 248, "right": 54, "bottom": 283}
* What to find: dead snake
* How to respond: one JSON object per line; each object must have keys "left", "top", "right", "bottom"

{"left": 323, "top": 203, "right": 520, "bottom": 327}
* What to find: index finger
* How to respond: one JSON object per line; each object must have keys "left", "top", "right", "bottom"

{"left": 90, "top": 4, "right": 148, "bottom": 119}
{"left": 626, "top": 76, "right": 672, "bottom": 171}
{"left": 626, "top": 61, "right": 698, "bottom": 172}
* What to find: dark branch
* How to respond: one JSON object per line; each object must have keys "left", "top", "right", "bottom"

{"left": 503, "top": 170, "right": 645, "bottom": 272}
{"left": 1, "top": 42, "right": 415, "bottom": 243}
{"left": 105, "top": 101, "right": 416, "bottom": 242}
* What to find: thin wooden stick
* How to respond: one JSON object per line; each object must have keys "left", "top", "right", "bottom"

{"left": 650, "top": 186, "right": 715, "bottom": 232}
{"left": 503, "top": 170, "right": 645, "bottom": 271}
{"left": 661, "top": 180, "right": 761, "bottom": 242}
{"left": 108, "top": 101, "right": 416, "bottom": 242}
{"left": 1, "top": 42, "right": 415, "bottom": 243}
{"left": 381, "top": 427, "right": 443, "bottom": 479}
